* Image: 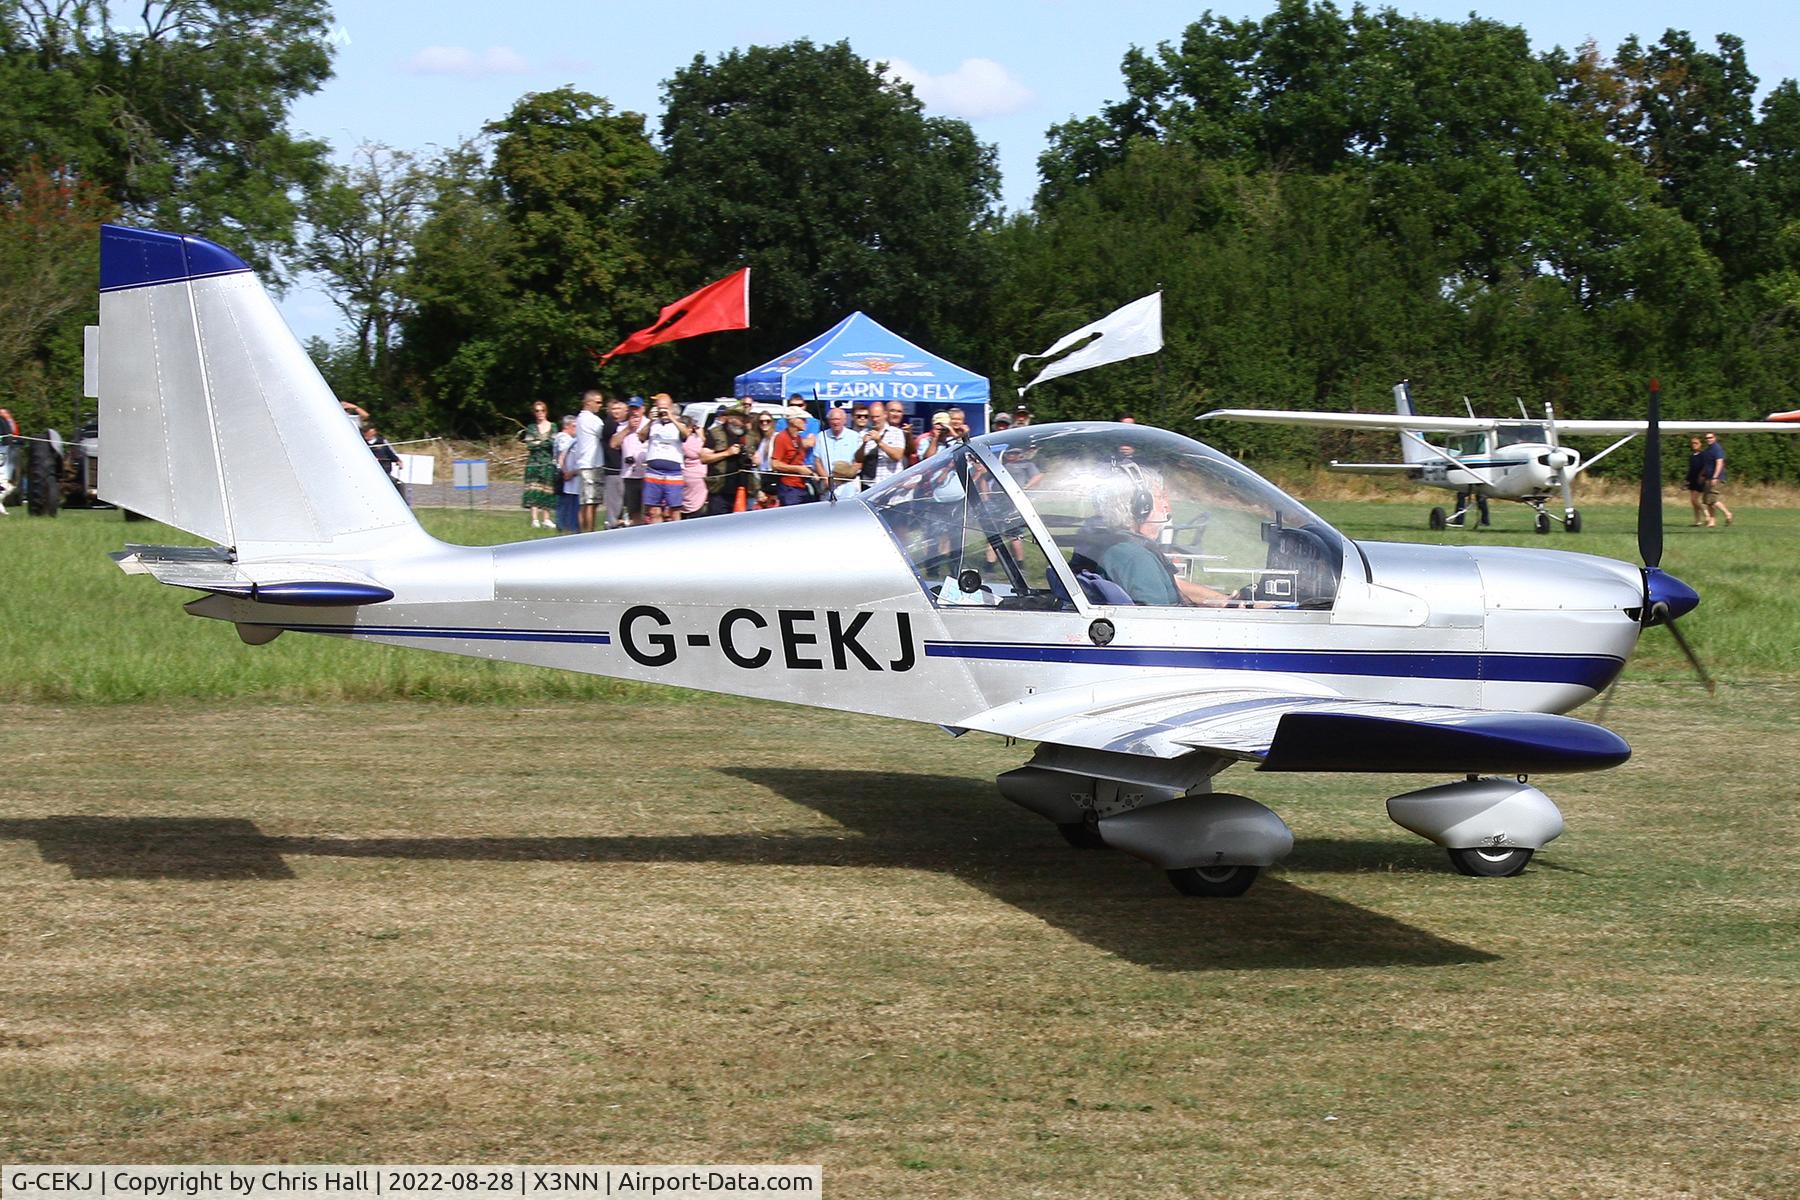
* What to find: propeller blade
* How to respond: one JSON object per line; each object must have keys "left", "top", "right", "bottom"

{"left": 1659, "top": 607, "right": 1717, "bottom": 695}
{"left": 1595, "top": 673, "right": 1621, "bottom": 724}
{"left": 1638, "top": 379, "right": 1663, "bottom": 569}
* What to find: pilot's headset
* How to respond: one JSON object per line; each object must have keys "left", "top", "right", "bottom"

{"left": 1111, "top": 457, "right": 1156, "bottom": 524}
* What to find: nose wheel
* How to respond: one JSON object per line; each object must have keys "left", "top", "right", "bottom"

{"left": 1167, "top": 864, "right": 1261, "bottom": 897}
{"left": 1447, "top": 846, "right": 1535, "bottom": 877}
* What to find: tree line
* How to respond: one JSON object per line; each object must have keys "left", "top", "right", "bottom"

{"left": 5, "top": 0, "right": 1799, "bottom": 479}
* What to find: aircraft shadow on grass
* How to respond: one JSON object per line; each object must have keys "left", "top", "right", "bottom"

{"left": 0, "top": 768, "right": 1497, "bottom": 972}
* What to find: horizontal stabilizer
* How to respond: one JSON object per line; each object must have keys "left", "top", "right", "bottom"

{"left": 1327, "top": 461, "right": 1421, "bottom": 475}
{"left": 112, "top": 545, "right": 393, "bottom": 606}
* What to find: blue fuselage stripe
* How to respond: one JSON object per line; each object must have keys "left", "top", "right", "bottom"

{"left": 265, "top": 624, "right": 612, "bottom": 646}
{"left": 923, "top": 642, "right": 1621, "bottom": 688}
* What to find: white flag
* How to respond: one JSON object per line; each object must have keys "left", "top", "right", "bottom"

{"left": 1013, "top": 292, "right": 1163, "bottom": 395}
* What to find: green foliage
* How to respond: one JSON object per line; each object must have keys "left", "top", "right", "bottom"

{"left": 299, "top": 143, "right": 431, "bottom": 432}
{"left": 0, "top": 0, "right": 336, "bottom": 280}
{"left": 1003, "top": 3, "right": 1800, "bottom": 479}
{"left": 397, "top": 94, "right": 662, "bottom": 434}
{"left": 641, "top": 39, "right": 1000, "bottom": 397}
{"left": 0, "top": 160, "right": 114, "bottom": 432}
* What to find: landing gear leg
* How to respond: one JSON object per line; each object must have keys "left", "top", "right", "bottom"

{"left": 1058, "top": 820, "right": 1106, "bottom": 850}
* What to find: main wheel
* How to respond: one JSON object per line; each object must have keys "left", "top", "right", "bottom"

{"left": 27, "top": 439, "right": 60, "bottom": 517}
{"left": 1447, "top": 846, "right": 1534, "bottom": 877}
{"left": 1167, "top": 864, "right": 1260, "bottom": 897}
{"left": 1566, "top": 509, "right": 1582, "bottom": 533}
{"left": 1534, "top": 511, "right": 1550, "bottom": 535}
{"left": 1058, "top": 821, "right": 1106, "bottom": 850}
{"left": 1428, "top": 507, "right": 1447, "bottom": 531}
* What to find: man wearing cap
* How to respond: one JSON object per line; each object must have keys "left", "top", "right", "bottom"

{"left": 702, "top": 405, "right": 761, "bottom": 516}
{"left": 1013, "top": 405, "right": 1032, "bottom": 427}
{"left": 771, "top": 411, "right": 817, "bottom": 505}
{"left": 992, "top": 411, "right": 1013, "bottom": 430}
{"left": 785, "top": 393, "right": 820, "bottom": 443}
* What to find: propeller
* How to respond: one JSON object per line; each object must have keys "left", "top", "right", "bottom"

{"left": 1635, "top": 379, "right": 1712, "bottom": 693}
{"left": 1600, "top": 379, "right": 1713, "bottom": 721}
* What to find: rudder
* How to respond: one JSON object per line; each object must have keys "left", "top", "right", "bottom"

{"left": 95, "top": 225, "right": 424, "bottom": 558}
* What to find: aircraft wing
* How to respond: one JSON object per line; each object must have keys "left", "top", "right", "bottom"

{"left": 1199, "top": 409, "right": 1496, "bottom": 434}
{"left": 959, "top": 686, "right": 1628, "bottom": 775}
{"left": 1546, "top": 419, "right": 1800, "bottom": 435}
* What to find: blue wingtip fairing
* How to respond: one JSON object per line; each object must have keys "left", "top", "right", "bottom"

{"left": 198, "top": 581, "right": 397, "bottom": 607}
{"left": 100, "top": 224, "right": 251, "bottom": 292}
{"left": 1260, "top": 710, "right": 1632, "bottom": 774}
{"left": 1643, "top": 568, "right": 1700, "bottom": 623}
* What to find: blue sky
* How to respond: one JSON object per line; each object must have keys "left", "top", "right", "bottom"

{"left": 279, "top": 0, "right": 1798, "bottom": 340}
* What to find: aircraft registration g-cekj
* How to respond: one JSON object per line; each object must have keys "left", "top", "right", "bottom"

{"left": 1201, "top": 382, "right": 1800, "bottom": 534}
{"left": 96, "top": 225, "right": 1699, "bottom": 897}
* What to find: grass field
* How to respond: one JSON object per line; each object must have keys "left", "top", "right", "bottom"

{"left": 2, "top": 500, "right": 1797, "bottom": 1197}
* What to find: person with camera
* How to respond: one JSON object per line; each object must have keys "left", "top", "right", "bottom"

{"left": 703, "top": 404, "right": 760, "bottom": 516}
{"left": 610, "top": 396, "right": 653, "bottom": 526}
{"left": 857, "top": 400, "right": 909, "bottom": 488}
{"left": 771, "top": 410, "right": 817, "bottom": 505}
{"left": 639, "top": 393, "right": 691, "bottom": 525}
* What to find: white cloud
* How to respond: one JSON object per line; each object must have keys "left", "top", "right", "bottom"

{"left": 884, "top": 57, "right": 1034, "bottom": 121}
{"left": 404, "top": 45, "right": 532, "bottom": 78}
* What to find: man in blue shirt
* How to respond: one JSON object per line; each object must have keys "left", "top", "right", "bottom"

{"left": 1700, "top": 432, "right": 1733, "bottom": 527}
{"left": 813, "top": 406, "right": 864, "bottom": 499}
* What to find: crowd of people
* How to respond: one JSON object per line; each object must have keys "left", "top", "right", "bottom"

{"left": 539, "top": 391, "right": 1032, "bottom": 533}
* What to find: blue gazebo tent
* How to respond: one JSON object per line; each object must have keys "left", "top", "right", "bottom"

{"left": 734, "top": 311, "right": 991, "bottom": 433}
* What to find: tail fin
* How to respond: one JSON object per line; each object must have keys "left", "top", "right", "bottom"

{"left": 94, "top": 225, "right": 425, "bottom": 558}
{"left": 1394, "top": 381, "right": 1431, "bottom": 466}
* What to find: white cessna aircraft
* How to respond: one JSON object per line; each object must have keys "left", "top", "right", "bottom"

{"left": 97, "top": 226, "right": 1707, "bottom": 897}
{"left": 1201, "top": 383, "right": 1800, "bottom": 533}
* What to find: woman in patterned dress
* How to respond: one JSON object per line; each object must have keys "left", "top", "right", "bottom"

{"left": 518, "top": 402, "right": 558, "bottom": 529}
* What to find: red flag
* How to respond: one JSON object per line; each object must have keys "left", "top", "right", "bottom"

{"left": 595, "top": 268, "right": 750, "bottom": 364}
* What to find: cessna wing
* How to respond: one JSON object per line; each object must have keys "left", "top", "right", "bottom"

{"left": 1199, "top": 408, "right": 1800, "bottom": 438}
{"left": 1542, "top": 418, "right": 1800, "bottom": 435}
{"left": 958, "top": 683, "right": 1629, "bottom": 775}
{"left": 1199, "top": 409, "right": 1495, "bottom": 434}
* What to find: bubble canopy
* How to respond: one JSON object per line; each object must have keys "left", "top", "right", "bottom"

{"left": 864, "top": 422, "right": 1348, "bottom": 611}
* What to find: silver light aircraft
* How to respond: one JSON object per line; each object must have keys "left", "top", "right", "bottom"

{"left": 1202, "top": 382, "right": 1800, "bottom": 533}
{"left": 97, "top": 225, "right": 1704, "bottom": 897}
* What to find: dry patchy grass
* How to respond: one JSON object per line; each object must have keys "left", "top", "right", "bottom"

{"left": 1, "top": 688, "right": 1796, "bottom": 1198}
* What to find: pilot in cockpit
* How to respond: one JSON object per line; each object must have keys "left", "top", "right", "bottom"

{"left": 1071, "top": 458, "right": 1240, "bottom": 607}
